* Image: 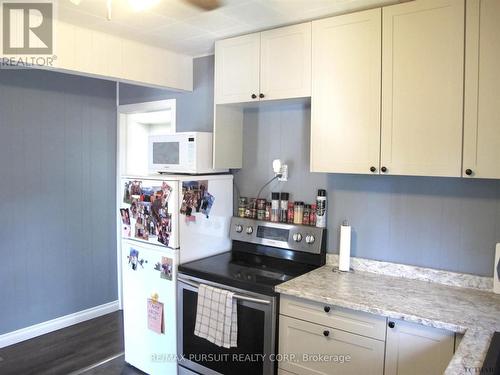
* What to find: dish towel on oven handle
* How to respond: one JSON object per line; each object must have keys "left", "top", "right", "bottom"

{"left": 194, "top": 284, "right": 238, "bottom": 348}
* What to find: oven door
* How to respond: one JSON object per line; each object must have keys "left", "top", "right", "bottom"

{"left": 177, "top": 275, "right": 277, "bottom": 375}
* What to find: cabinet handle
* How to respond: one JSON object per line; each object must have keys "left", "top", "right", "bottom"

{"left": 388, "top": 321, "right": 395, "bottom": 329}
{"left": 251, "top": 94, "right": 257, "bottom": 99}
{"left": 324, "top": 306, "right": 331, "bottom": 313}
{"left": 370, "top": 166, "right": 377, "bottom": 173}
{"left": 323, "top": 330, "right": 330, "bottom": 337}
{"left": 259, "top": 93, "right": 265, "bottom": 99}
{"left": 381, "top": 166, "right": 388, "bottom": 173}
{"left": 465, "top": 169, "right": 473, "bottom": 176}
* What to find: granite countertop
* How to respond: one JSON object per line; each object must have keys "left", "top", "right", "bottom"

{"left": 275, "top": 265, "right": 500, "bottom": 374}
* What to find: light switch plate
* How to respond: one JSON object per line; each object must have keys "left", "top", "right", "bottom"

{"left": 494, "top": 244, "right": 500, "bottom": 294}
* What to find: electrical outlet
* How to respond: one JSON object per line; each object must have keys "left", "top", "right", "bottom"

{"left": 278, "top": 164, "right": 288, "bottom": 181}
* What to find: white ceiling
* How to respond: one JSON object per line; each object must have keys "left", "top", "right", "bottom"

{"left": 58, "top": 0, "right": 407, "bottom": 57}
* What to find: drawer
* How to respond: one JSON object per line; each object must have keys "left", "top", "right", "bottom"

{"left": 280, "top": 295, "right": 386, "bottom": 341}
{"left": 279, "top": 315, "right": 385, "bottom": 375}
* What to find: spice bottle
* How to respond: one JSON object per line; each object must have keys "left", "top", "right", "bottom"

{"left": 271, "top": 192, "right": 280, "bottom": 222}
{"left": 256, "top": 199, "right": 267, "bottom": 220}
{"left": 287, "top": 201, "right": 294, "bottom": 224}
{"left": 238, "top": 197, "right": 248, "bottom": 218}
{"left": 293, "top": 202, "right": 304, "bottom": 224}
{"left": 246, "top": 198, "right": 257, "bottom": 219}
{"left": 303, "top": 204, "right": 311, "bottom": 226}
{"left": 316, "top": 189, "right": 327, "bottom": 228}
{"left": 310, "top": 204, "right": 317, "bottom": 226}
{"left": 280, "top": 192, "right": 289, "bottom": 223}
{"left": 265, "top": 202, "right": 272, "bottom": 221}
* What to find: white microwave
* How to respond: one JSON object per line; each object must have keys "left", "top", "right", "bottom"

{"left": 148, "top": 132, "right": 227, "bottom": 174}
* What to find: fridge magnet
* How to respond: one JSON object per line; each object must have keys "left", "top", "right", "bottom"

{"left": 160, "top": 256, "right": 173, "bottom": 281}
{"left": 200, "top": 192, "right": 215, "bottom": 218}
{"left": 130, "top": 180, "right": 142, "bottom": 197}
{"left": 128, "top": 249, "right": 139, "bottom": 270}
{"left": 135, "top": 216, "right": 149, "bottom": 241}
{"left": 122, "top": 224, "right": 131, "bottom": 237}
{"left": 180, "top": 180, "right": 209, "bottom": 217}
{"left": 156, "top": 218, "right": 171, "bottom": 246}
{"left": 120, "top": 208, "right": 131, "bottom": 225}
{"left": 130, "top": 198, "right": 139, "bottom": 219}
{"left": 147, "top": 298, "right": 164, "bottom": 334}
{"left": 125, "top": 180, "right": 142, "bottom": 204}
{"left": 140, "top": 186, "right": 155, "bottom": 203}
{"left": 123, "top": 181, "right": 132, "bottom": 204}
{"left": 162, "top": 182, "right": 172, "bottom": 203}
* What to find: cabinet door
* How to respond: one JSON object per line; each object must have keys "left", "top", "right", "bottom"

{"left": 381, "top": 0, "right": 465, "bottom": 177}
{"left": 260, "top": 22, "right": 311, "bottom": 101}
{"left": 385, "top": 319, "right": 455, "bottom": 375}
{"left": 279, "top": 315, "right": 385, "bottom": 375}
{"left": 310, "top": 9, "right": 381, "bottom": 174}
{"left": 463, "top": 0, "right": 500, "bottom": 179}
{"left": 214, "top": 33, "right": 260, "bottom": 104}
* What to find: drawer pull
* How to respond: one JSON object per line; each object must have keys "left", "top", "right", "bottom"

{"left": 324, "top": 306, "right": 331, "bottom": 313}
{"left": 388, "top": 321, "right": 395, "bottom": 329}
{"left": 323, "top": 330, "right": 330, "bottom": 337}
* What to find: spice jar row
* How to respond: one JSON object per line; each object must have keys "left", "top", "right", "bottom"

{"left": 238, "top": 191, "right": 323, "bottom": 227}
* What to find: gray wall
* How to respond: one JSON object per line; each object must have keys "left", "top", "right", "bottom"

{"left": 0, "top": 69, "right": 117, "bottom": 334}
{"left": 119, "top": 55, "right": 214, "bottom": 132}
{"left": 233, "top": 101, "right": 500, "bottom": 277}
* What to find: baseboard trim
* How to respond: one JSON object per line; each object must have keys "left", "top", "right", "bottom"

{"left": 0, "top": 300, "right": 120, "bottom": 348}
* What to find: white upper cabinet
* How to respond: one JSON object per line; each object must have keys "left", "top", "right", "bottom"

{"left": 311, "top": 9, "right": 381, "bottom": 174}
{"left": 380, "top": 0, "right": 465, "bottom": 177}
{"left": 214, "top": 23, "right": 311, "bottom": 104}
{"left": 260, "top": 23, "right": 311, "bottom": 101}
{"left": 463, "top": 0, "right": 500, "bottom": 179}
{"left": 385, "top": 319, "right": 455, "bottom": 375}
{"left": 215, "top": 33, "right": 261, "bottom": 104}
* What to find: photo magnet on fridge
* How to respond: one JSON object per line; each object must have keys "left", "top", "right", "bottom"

{"left": 160, "top": 256, "right": 173, "bottom": 281}
{"left": 120, "top": 208, "right": 131, "bottom": 225}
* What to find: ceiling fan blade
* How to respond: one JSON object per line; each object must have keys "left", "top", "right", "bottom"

{"left": 184, "top": 0, "right": 220, "bottom": 11}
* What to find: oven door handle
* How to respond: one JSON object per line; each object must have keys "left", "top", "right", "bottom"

{"left": 178, "top": 277, "right": 271, "bottom": 305}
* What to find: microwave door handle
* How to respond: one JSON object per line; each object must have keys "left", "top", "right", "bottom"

{"left": 178, "top": 277, "right": 271, "bottom": 305}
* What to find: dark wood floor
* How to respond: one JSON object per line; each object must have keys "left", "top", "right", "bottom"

{"left": 0, "top": 311, "right": 128, "bottom": 375}
{"left": 81, "top": 355, "right": 145, "bottom": 375}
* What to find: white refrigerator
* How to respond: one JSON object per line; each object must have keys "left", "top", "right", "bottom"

{"left": 119, "top": 174, "right": 233, "bottom": 375}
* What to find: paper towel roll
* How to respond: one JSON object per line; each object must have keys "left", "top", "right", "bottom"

{"left": 339, "top": 222, "right": 351, "bottom": 272}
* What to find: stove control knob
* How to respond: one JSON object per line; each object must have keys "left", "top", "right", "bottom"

{"left": 235, "top": 224, "right": 243, "bottom": 233}
{"left": 246, "top": 226, "right": 254, "bottom": 235}
{"left": 305, "top": 235, "right": 315, "bottom": 244}
{"left": 292, "top": 233, "right": 303, "bottom": 242}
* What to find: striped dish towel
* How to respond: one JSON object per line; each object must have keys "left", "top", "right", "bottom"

{"left": 194, "top": 284, "right": 238, "bottom": 348}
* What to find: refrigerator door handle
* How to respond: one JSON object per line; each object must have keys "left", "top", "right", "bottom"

{"left": 178, "top": 277, "right": 271, "bottom": 305}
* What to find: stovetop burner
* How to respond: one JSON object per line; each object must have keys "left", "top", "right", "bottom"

{"left": 178, "top": 250, "right": 318, "bottom": 295}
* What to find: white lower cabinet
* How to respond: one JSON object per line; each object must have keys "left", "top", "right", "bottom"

{"left": 384, "top": 319, "right": 455, "bottom": 375}
{"left": 278, "top": 296, "right": 456, "bottom": 375}
{"left": 278, "top": 315, "right": 385, "bottom": 375}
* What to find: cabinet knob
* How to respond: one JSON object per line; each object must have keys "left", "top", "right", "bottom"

{"left": 259, "top": 93, "right": 265, "bottom": 99}
{"left": 465, "top": 169, "right": 473, "bottom": 176}
{"left": 251, "top": 94, "right": 257, "bottom": 99}
{"left": 323, "top": 330, "right": 330, "bottom": 337}
{"left": 324, "top": 306, "right": 331, "bottom": 313}
{"left": 388, "top": 321, "right": 395, "bottom": 329}
{"left": 381, "top": 166, "right": 388, "bottom": 173}
{"left": 370, "top": 166, "right": 377, "bottom": 173}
